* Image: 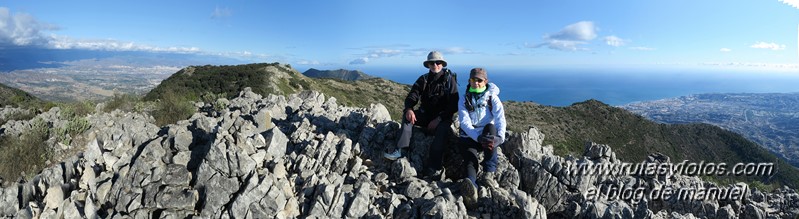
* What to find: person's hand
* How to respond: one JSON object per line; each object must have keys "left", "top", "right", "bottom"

{"left": 483, "top": 141, "right": 494, "bottom": 151}
{"left": 479, "top": 134, "right": 495, "bottom": 151}
{"left": 405, "top": 109, "right": 417, "bottom": 125}
{"left": 427, "top": 117, "right": 441, "bottom": 133}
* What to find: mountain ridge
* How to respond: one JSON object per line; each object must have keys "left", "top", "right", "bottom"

{"left": 302, "top": 68, "right": 375, "bottom": 81}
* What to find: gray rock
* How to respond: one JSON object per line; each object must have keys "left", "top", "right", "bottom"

{"left": 584, "top": 142, "right": 613, "bottom": 161}
{"left": 59, "top": 199, "right": 81, "bottom": 219}
{"left": 0, "top": 187, "right": 19, "bottom": 216}
{"left": 194, "top": 162, "right": 241, "bottom": 217}
{"left": 254, "top": 108, "right": 275, "bottom": 132}
{"left": 43, "top": 185, "right": 64, "bottom": 210}
{"left": 84, "top": 138, "right": 105, "bottom": 165}
{"left": 168, "top": 124, "right": 193, "bottom": 152}
{"left": 716, "top": 204, "right": 737, "bottom": 219}
{"left": 368, "top": 103, "right": 392, "bottom": 123}
{"left": 391, "top": 158, "right": 417, "bottom": 180}
{"left": 346, "top": 181, "right": 373, "bottom": 218}
{"left": 404, "top": 179, "right": 431, "bottom": 199}
{"left": 155, "top": 187, "right": 199, "bottom": 210}
{"left": 743, "top": 203, "right": 765, "bottom": 219}
{"left": 263, "top": 127, "right": 289, "bottom": 159}
{"left": 14, "top": 204, "right": 32, "bottom": 219}
{"left": 229, "top": 174, "right": 275, "bottom": 218}
{"left": 162, "top": 164, "right": 191, "bottom": 186}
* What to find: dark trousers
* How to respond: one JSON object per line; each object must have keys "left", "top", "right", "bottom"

{"left": 397, "top": 109, "right": 452, "bottom": 172}
{"left": 459, "top": 123, "right": 498, "bottom": 185}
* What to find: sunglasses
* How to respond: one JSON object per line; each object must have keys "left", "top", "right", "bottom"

{"left": 469, "top": 78, "right": 484, "bottom": 83}
{"left": 429, "top": 61, "right": 444, "bottom": 66}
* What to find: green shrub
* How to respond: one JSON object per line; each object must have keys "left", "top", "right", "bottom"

{"left": 151, "top": 92, "right": 196, "bottom": 127}
{"left": 200, "top": 92, "right": 228, "bottom": 112}
{"left": 134, "top": 101, "right": 152, "bottom": 113}
{"left": 749, "top": 180, "right": 777, "bottom": 192}
{"left": 59, "top": 100, "right": 95, "bottom": 119}
{"left": 0, "top": 118, "right": 50, "bottom": 184}
{"left": 55, "top": 117, "right": 91, "bottom": 146}
{"left": 104, "top": 93, "right": 141, "bottom": 113}
{"left": 200, "top": 91, "right": 227, "bottom": 103}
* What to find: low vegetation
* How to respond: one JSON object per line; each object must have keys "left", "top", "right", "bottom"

{"left": 0, "top": 83, "right": 48, "bottom": 109}
{"left": 146, "top": 62, "right": 410, "bottom": 119}
{"left": 0, "top": 118, "right": 50, "bottom": 183}
{"left": 152, "top": 91, "right": 196, "bottom": 127}
{"left": 504, "top": 99, "right": 799, "bottom": 188}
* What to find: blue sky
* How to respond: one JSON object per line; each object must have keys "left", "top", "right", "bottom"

{"left": 2, "top": 0, "right": 799, "bottom": 72}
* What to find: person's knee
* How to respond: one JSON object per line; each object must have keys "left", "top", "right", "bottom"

{"left": 482, "top": 123, "right": 497, "bottom": 136}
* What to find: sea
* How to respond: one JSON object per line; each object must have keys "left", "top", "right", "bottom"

{"left": 343, "top": 67, "right": 799, "bottom": 106}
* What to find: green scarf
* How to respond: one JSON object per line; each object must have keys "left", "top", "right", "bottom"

{"left": 468, "top": 86, "right": 487, "bottom": 93}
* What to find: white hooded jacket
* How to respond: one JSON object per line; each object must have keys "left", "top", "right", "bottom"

{"left": 457, "top": 82, "right": 506, "bottom": 145}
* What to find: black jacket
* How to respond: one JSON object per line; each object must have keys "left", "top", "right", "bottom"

{"left": 403, "top": 68, "right": 459, "bottom": 121}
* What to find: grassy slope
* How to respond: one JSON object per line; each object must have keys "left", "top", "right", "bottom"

{"left": 0, "top": 83, "right": 45, "bottom": 108}
{"left": 505, "top": 99, "right": 799, "bottom": 187}
{"left": 145, "top": 63, "right": 410, "bottom": 120}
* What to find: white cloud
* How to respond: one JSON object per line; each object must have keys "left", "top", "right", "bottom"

{"left": 297, "top": 60, "right": 321, "bottom": 65}
{"left": 701, "top": 62, "right": 799, "bottom": 70}
{"left": 210, "top": 6, "right": 232, "bottom": 19}
{"left": 213, "top": 51, "right": 271, "bottom": 61}
{"left": 545, "top": 21, "right": 597, "bottom": 41}
{"left": 534, "top": 21, "right": 597, "bottom": 51}
{"left": 630, "top": 46, "right": 656, "bottom": 51}
{"left": 48, "top": 36, "right": 201, "bottom": 53}
{"left": 750, "top": 42, "right": 786, "bottom": 50}
{"left": 780, "top": 0, "right": 799, "bottom": 9}
{"left": 349, "top": 57, "right": 368, "bottom": 65}
{"left": 604, "top": 36, "right": 625, "bottom": 47}
{"left": 0, "top": 7, "right": 56, "bottom": 46}
{"left": 532, "top": 40, "right": 587, "bottom": 51}
{"left": 720, "top": 48, "right": 732, "bottom": 52}
{"left": 441, "top": 47, "right": 474, "bottom": 54}
{"left": 368, "top": 49, "right": 402, "bottom": 58}
{"left": 0, "top": 7, "right": 209, "bottom": 54}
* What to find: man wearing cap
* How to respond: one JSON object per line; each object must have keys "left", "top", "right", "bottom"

{"left": 457, "top": 67, "right": 506, "bottom": 209}
{"left": 385, "top": 51, "right": 459, "bottom": 179}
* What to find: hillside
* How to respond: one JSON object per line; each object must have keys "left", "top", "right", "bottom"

{"left": 0, "top": 82, "right": 42, "bottom": 108}
{"left": 504, "top": 99, "right": 799, "bottom": 187}
{"left": 622, "top": 93, "right": 799, "bottom": 167}
{"left": 302, "top": 68, "right": 375, "bottom": 81}
{"left": 144, "top": 63, "right": 798, "bottom": 187}
{"left": 144, "top": 63, "right": 409, "bottom": 119}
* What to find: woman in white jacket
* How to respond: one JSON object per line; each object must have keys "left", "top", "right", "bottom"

{"left": 457, "top": 68, "right": 507, "bottom": 208}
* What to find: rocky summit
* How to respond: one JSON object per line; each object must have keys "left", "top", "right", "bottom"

{"left": 0, "top": 88, "right": 797, "bottom": 218}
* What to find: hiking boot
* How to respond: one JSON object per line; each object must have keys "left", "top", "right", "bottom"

{"left": 478, "top": 172, "right": 500, "bottom": 189}
{"left": 384, "top": 148, "right": 403, "bottom": 160}
{"left": 459, "top": 178, "right": 478, "bottom": 210}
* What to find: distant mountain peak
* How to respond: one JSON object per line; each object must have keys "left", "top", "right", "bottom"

{"left": 302, "top": 68, "right": 374, "bottom": 81}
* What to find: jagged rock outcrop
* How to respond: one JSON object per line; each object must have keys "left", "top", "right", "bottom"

{"left": 0, "top": 87, "right": 797, "bottom": 218}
